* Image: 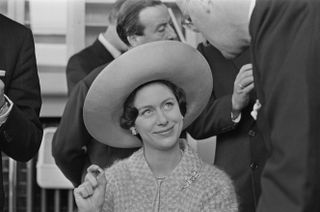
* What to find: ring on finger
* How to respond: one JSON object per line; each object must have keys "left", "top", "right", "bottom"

{"left": 238, "top": 83, "right": 244, "bottom": 89}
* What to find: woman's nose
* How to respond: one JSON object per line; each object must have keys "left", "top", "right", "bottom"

{"left": 156, "top": 111, "right": 169, "bottom": 125}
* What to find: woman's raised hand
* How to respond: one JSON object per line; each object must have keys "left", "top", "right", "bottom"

{"left": 74, "top": 165, "right": 107, "bottom": 212}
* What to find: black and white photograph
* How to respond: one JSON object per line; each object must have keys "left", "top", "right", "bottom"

{"left": 0, "top": 0, "right": 319, "bottom": 211}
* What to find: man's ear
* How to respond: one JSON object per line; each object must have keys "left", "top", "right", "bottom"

{"left": 127, "top": 35, "right": 140, "bottom": 47}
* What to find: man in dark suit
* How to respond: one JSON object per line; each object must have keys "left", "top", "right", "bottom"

{"left": 187, "top": 43, "right": 267, "bottom": 212}
{"left": 177, "top": 0, "right": 320, "bottom": 212}
{"left": 66, "top": 0, "right": 128, "bottom": 94}
{"left": 52, "top": 0, "right": 177, "bottom": 187}
{"left": 0, "top": 14, "right": 42, "bottom": 210}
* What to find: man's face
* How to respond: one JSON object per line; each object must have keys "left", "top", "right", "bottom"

{"left": 132, "top": 4, "right": 177, "bottom": 46}
{"left": 177, "top": 0, "right": 250, "bottom": 59}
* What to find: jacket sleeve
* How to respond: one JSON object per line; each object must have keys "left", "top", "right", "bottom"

{"left": 186, "top": 44, "right": 239, "bottom": 139}
{"left": 52, "top": 81, "right": 91, "bottom": 186}
{"left": 0, "top": 28, "right": 42, "bottom": 162}
{"left": 66, "top": 55, "right": 88, "bottom": 95}
{"left": 186, "top": 93, "right": 238, "bottom": 139}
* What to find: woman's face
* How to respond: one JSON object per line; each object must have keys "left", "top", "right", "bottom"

{"left": 133, "top": 82, "right": 183, "bottom": 151}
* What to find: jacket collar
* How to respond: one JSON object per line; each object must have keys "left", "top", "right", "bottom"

{"left": 127, "top": 139, "right": 203, "bottom": 192}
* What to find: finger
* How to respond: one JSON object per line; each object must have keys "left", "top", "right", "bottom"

{"left": 84, "top": 172, "right": 98, "bottom": 188}
{"left": 235, "top": 67, "right": 253, "bottom": 85}
{"left": 238, "top": 69, "right": 253, "bottom": 81}
{"left": 0, "top": 80, "right": 4, "bottom": 91}
{"left": 74, "top": 183, "right": 92, "bottom": 199}
{"left": 83, "top": 181, "right": 94, "bottom": 196}
{"left": 242, "top": 82, "right": 254, "bottom": 93}
{"left": 238, "top": 63, "right": 252, "bottom": 74}
{"left": 83, "top": 181, "right": 95, "bottom": 197}
{"left": 73, "top": 188, "right": 84, "bottom": 202}
{"left": 96, "top": 170, "right": 107, "bottom": 186}
{"left": 74, "top": 187, "right": 87, "bottom": 199}
{"left": 240, "top": 75, "right": 254, "bottom": 88}
{"left": 87, "top": 164, "right": 104, "bottom": 177}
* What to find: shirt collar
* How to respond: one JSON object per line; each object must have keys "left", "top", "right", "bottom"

{"left": 248, "top": 0, "right": 256, "bottom": 22}
{"left": 98, "top": 33, "right": 121, "bottom": 58}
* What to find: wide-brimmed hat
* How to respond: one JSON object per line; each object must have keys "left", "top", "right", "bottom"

{"left": 84, "top": 40, "right": 212, "bottom": 148}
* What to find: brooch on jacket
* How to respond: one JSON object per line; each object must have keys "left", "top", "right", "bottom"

{"left": 180, "top": 170, "right": 200, "bottom": 191}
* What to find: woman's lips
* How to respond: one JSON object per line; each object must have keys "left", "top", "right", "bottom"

{"left": 153, "top": 126, "right": 174, "bottom": 135}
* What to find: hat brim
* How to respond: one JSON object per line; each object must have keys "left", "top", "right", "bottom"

{"left": 84, "top": 41, "right": 212, "bottom": 148}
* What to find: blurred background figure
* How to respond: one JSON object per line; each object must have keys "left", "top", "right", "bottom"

{"left": 66, "top": 0, "right": 128, "bottom": 95}
{"left": 0, "top": 14, "right": 42, "bottom": 210}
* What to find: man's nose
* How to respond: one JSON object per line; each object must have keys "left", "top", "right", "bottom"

{"left": 166, "top": 25, "right": 177, "bottom": 40}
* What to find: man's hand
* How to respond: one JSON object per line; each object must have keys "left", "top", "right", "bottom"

{"left": 0, "top": 78, "right": 5, "bottom": 108}
{"left": 232, "top": 64, "right": 254, "bottom": 114}
{"left": 74, "top": 165, "right": 107, "bottom": 212}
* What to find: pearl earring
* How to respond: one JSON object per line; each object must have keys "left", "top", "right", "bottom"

{"left": 130, "top": 127, "right": 137, "bottom": 135}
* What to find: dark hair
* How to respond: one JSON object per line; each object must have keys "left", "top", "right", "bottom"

{"left": 116, "top": 0, "right": 163, "bottom": 46}
{"left": 107, "top": 0, "right": 128, "bottom": 25}
{"left": 120, "top": 80, "right": 187, "bottom": 130}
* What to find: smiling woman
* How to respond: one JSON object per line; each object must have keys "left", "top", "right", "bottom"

{"left": 123, "top": 80, "right": 185, "bottom": 171}
{"left": 120, "top": 80, "right": 186, "bottom": 147}
{"left": 74, "top": 40, "right": 238, "bottom": 212}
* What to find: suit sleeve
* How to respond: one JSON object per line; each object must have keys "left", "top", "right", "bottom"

{"left": 186, "top": 44, "right": 238, "bottom": 139}
{"left": 66, "top": 55, "right": 88, "bottom": 95}
{"left": 187, "top": 95, "right": 237, "bottom": 139}
{"left": 0, "top": 28, "right": 42, "bottom": 162}
{"left": 52, "top": 81, "right": 91, "bottom": 186}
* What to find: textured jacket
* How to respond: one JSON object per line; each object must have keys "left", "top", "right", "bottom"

{"left": 102, "top": 141, "right": 238, "bottom": 212}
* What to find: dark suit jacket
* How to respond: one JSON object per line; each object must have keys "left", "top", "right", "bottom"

{"left": 250, "top": 0, "right": 320, "bottom": 211}
{"left": 0, "top": 14, "right": 42, "bottom": 209}
{"left": 187, "top": 44, "right": 267, "bottom": 212}
{"left": 52, "top": 65, "right": 138, "bottom": 187}
{"left": 66, "top": 38, "right": 114, "bottom": 94}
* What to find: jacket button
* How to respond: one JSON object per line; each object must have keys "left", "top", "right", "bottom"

{"left": 248, "top": 130, "right": 256, "bottom": 136}
{"left": 250, "top": 162, "right": 259, "bottom": 170}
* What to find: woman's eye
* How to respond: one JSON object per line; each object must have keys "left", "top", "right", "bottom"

{"left": 182, "top": 15, "right": 192, "bottom": 26}
{"left": 141, "top": 109, "right": 152, "bottom": 117}
{"left": 164, "top": 102, "right": 174, "bottom": 110}
{"left": 158, "top": 27, "right": 165, "bottom": 33}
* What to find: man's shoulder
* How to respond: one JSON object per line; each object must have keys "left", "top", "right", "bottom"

{"left": 83, "top": 63, "right": 108, "bottom": 84}
{"left": 70, "top": 62, "right": 109, "bottom": 94}
{"left": 69, "top": 42, "right": 97, "bottom": 62}
{"left": 0, "top": 14, "right": 26, "bottom": 30}
{"left": 0, "top": 14, "right": 31, "bottom": 39}
{"left": 69, "top": 39, "right": 104, "bottom": 60}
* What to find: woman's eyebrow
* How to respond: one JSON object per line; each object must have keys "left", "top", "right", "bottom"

{"left": 136, "top": 97, "right": 175, "bottom": 110}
